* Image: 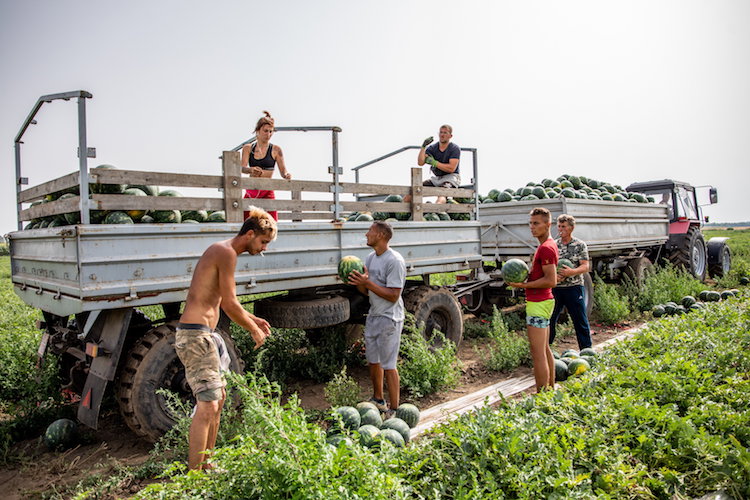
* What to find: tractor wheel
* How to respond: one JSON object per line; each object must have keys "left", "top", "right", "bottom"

{"left": 669, "top": 226, "right": 707, "bottom": 281}
{"left": 708, "top": 244, "right": 731, "bottom": 278}
{"left": 254, "top": 295, "right": 350, "bottom": 329}
{"left": 624, "top": 257, "right": 653, "bottom": 287}
{"left": 116, "top": 323, "right": 244, "bottom": 442}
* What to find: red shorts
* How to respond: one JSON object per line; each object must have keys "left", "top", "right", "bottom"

{"left": 244, "top": 189, "right": 277, "bottom": 221}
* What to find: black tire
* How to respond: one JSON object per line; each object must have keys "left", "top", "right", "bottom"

{"left": 583, "top": 272, "right": 594, "bottom": 317}
{"left": 624, "top": 257, "right": 653, "bottom": 287}
{"left": 708, "top": 244, "right": 731, "bottom": 278}
{"left": 403, "top": 286, "right": 463, "bottom": 349}
{"left": 669, "top": 226, "right": 707, "bottom": 281}
{"left": 254, "top": 295, "right": 350, "bottom": 329}
{"left": 116, "top": 323, "right": 244, "bottom": 442}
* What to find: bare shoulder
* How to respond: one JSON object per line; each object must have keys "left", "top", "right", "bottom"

{"left": 273, "top": 144, "right": 284, "bottom": 155}
{"left": 203, "top": 240, "right": 235, "bottom": 263}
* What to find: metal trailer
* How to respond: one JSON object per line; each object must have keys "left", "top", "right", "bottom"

{"left": 9, "top": 91, "right": 482, "bottom": 441}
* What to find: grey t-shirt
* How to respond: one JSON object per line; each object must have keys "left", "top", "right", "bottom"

{"left": 365, "top": 248, "right": 406, "bottom": 321}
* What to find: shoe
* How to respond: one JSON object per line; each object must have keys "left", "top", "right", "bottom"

{"left": 383, "top": 409, "right": 396, "bottom": 420}
{"left": 369, "top": 398, "right": 388, "bottom": 412}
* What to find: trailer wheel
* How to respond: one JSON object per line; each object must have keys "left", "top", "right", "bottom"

{"left": 116, "top": 323, "right": 244, "bottom": 442}
{"left": 624, "top": 257, "right": 653, "bottom": 287}
{"left": 583, "top": 272, "right": 594, "bottom": 317}
{"left": 404, "top": 286, "right": 463, "bottom": 349}
{"left": 708, "top": 243, "right": 731, "bottom": 278}
{"left": 669, "top": 226, "right": 707, "bottom": 281}
{"left": 254, "top": 295, "right": 350, "bottom": 329}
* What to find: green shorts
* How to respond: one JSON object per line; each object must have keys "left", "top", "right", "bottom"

{"left": 526, "top": 299, "right": 555, "bottom": 328}
{"left": 174, "top": 324, "right": 226, "bottom": 402}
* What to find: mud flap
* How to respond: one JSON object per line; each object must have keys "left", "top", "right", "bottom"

{"left": 77, "top": 308, "right": 132, "bottom": 429}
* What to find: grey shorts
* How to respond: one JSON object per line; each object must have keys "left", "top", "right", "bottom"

{"left": 364, "top": 315, "right": 403, "bottom": 370}
{"left": 425, "top": 172, "right": 461, "bottom": 189}
{"left": 174, "top": 323, "right": 227, "bottom": 402}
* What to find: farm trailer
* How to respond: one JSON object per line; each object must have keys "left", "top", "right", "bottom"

{"left": 9, "top": 90, "right": 482, "bottom": 440}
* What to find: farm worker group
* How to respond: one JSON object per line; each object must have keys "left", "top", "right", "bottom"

{"left": 174, "top": 115, "right": 593, "bottom": 469}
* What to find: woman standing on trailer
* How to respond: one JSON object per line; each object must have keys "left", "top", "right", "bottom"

{"left": 241, "top": 111, "right": 292, "bottom": 221}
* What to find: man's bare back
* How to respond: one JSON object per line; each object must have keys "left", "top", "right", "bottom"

{"left": 181, "top": 241, "right": 236, "bottom": 330}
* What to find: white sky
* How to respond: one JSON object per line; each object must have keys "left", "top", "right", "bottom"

{"left": 1, "top": 0, "right": 749, "bottom": 234}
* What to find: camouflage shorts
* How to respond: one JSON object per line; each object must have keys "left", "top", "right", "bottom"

{"left": 174, "top": 324, "right": 225, "bottom": 401}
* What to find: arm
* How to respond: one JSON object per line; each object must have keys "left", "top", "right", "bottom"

{"left": 417, "top": 148, "right": 427, "bottom": 166}
{"left": 241, "top": 144, "right": 263, "bottom": 177}
{"left": 273, "top": 145, "right": 292, "bottom": 180}
{"left": 432, "top": 158, "right": 459, "bottom": 174}
{"left": 558, "top": 259, "right": 590, "bottom": 279}
{"left": 509, "top": 263, "right": 558, "bottom": 289}
{"left": 216, "top": 249, "right": 270, "bottom": 348}
{"left": 348, "top": 269, "right": 402, "bottom": 303}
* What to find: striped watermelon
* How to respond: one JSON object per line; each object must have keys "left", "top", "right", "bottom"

{"left": 360, "top": 408, "right": 383, "bottom": 428}
{"left": 44, "top": 418, "right": 77, "bottom": 450}
{"left": 357, "top": 425, "right": 381, "bottom": 447}
{"left": 338, "top": 255, "right": 364, "bottom": 283}
{"left": 381, "top": 417, "right": 411, "bottom": 443}
{"left": 379, "top": 428, "right": 405, "bottom": 448}
{"left": 500, "top": 259, "right": 529, "bottom": 283}
{"left": 395, "top": 404, "right": 420, "bottom": 429}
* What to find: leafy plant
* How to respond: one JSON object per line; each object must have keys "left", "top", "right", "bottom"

{"left": 622, "top": 262, "right": 706, "bottom": 312}
{"left": 592, "top": 276, "right": 630, "bottom": 324}
{"left": 398, "top": 314, "right": 461, "bottom": 399}
{"left": 323, "top": 366, "right": 362, "bottom": 407}
{"left": 479, "top": 306, "right": 530, "bottom": 372}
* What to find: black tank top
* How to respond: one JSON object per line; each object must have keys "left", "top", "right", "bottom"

{"left": 250, "top": 143, "right": 276, "bottom": 171}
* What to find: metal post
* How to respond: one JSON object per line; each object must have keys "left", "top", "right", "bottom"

{"left": 472, "top": 149, "right": 479, "bottom": 220}
{"left": 77, "top": 96, "right": 91, "bottom": 224}
{"left": 15, "top": 142, "right": 22, "bottom": 230}
{"left": 331, "top": 128, "right": 341, "bottom": 220}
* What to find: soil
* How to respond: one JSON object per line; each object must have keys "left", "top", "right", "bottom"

{"left": 0, "top": 318, "right": 640, "bottom": 499}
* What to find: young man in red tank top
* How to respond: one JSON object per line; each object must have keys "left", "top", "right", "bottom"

{"left": 506, "top": 207, "right": 559, "bottom": 391}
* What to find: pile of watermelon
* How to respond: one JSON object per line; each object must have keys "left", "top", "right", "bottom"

{"left": 553, "top": 348, "right": 597, "bottom": 382}
{"left": 344, "top": 194, "right": 473, "bottom": 223}
{"left": 651, "top": 290, "right": 740, "bottom": 318}
{"left": 480, "top": 174, "right": 654, "bottom": 204}
{"left": 24, "top": 165, "right": 228, "bottom": 229}
{"left": 325, "top": 402, "right": 421, "bottom": 450}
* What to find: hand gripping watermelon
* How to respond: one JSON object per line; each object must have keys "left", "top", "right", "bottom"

{"left": 338, "top": 255, "right": 364, "bottom": 283}
{"left": 501, "top": 259, "right": 529, "bottom": 283}
{"left": 557, "top": 258, "right": 574, "bottom": 271}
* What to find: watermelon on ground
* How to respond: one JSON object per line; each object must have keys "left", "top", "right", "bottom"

{"left": 44, "top": 418, "right": 78, "bottom": 450}
{"left": 579, "top": 347, "right": 597, "bottom": 357}
{"left": 740, "top": 277, "right": 749, "bottom": 285}
{"left": 379, "top": 428, "right": 405, "bottom": 448}
{"left": 334, "top": 406, "right": 361, "bottom": 431}
{"left": 500, "top": 259, "right": 529, "bottom": 283}
{"left": 395, "top": 403, "right": 420, "bottom": 429}
{"left": 567, "top": 358, "right": 590, "bottom": 377}
{"left": 326, "top": 435, "right": 354, "bottom": 448}
{"left": 338, "top": 255, "right": 364, "bottom": 283}
{"left": 381, "top": 417, "right": 411, "bottom": 443}
{"left": 554, "top": 359, "right": 569, "bottom": 381}
{"left": 561, "top": 349, "right": 579, "bottom": 359}
{"left": 356, "top": 401, "right": 379, "bottom": 416}
{"left": 360, "top": 408, "right": 383, "bottom": 428}
{"left": 652, "top": 303, "right": 665, "bottom": 317}
{"left": 681, "top": 296, "right": 697, "bottom": 308}
{"left": 705, "top": 291, "right": 721, "bottom": 302}
{"left": 357, "top": 425, "right": 380, "bottom": 447}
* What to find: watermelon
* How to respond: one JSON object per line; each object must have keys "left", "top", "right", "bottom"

{"left": 531, "top": 187, "right": 547, "bottom": 199}
{"left": 581, "top": 355, "right": 597, "bottom": 367}
{"left": 347, "top": 212, "right": 360, "bottom": 221}
{"left": 560, "top": 180, "right": 573, "bottom": 189}
{"left": 334, "top": 406, "right": 361, "bottom": 431}
{"left": 360, "top": 408, "right": 383, "bottom": 428}
{"left": 48, "top": 216, "right": 67, "bottom": 227}
{"left": 44, "top": 418, "right": 78, "bottom": 450}
{"left": 674, "top": 305, "right": 686, "bottom": 315}
{"left": 681, "top": 296, "right": 696, "bottom": 308}
{"left": 652, "top": 305, "right": 666, "bottom": 317}
{"left": 567, "top": 358, "right": 590, "bottom": 377}
{"left": 103, "top": 211, "right": 134, "bottom": 224}
{"left": 561, "top": 188, "right": 576, "bottom": 198}
{"left": 424, "top": 212, "right": 440, "bottom": 221}
{"left": 720, "top": 290, "right": 734, "bottom": 300}
{"left": 89, "top": 165, "right": 125, "bottom": 194}
{"left": 561, "top": 349, "right": 579, "bottom": 359}
{"left": 497, "top": 191, "right": 513, "bottom": 202}
{"left": 384, "top": 194, "right": 403, "bottom": 203}
{"left": 379, "top": 428, "right": 405, "bottom": 448}
{"left": 357, "top": 425, "right": 380, "bottom": 447}
{"left": 487, "top": 189, "right": 501, "bottom": 201}
{"left": 663, "top": 302, "right": 677, "bottom": 315}
{"left": 182, "top": 219, "right": 200, "bottom": 224}
{"left": 126, "top": 184, "right": 158, "bottom": 196}
{"left": 698, "top": 290, "right": 710, "bottom": 301}
{"left": 500, "top": 259, "right": 529, "bottom": 283}
{"left": 373, "top": 211, "right": 390, "bottom": 220}
{"left": 326, "top": 435, "right": 354, "bottom": 448}
{"left": 554, "top": 359, "right": 569, "bottom": 381}
{"left": 181, "top": 209, "right": 208, "bottom": 223}
{"left": 381, "top": 417, "right": 411, "bottom": 444}
{"left": 560, "top": 357, "right": 574, "bottom": 366}
{"left": 395, "top": 403, "right": 420, "bottom": 429}
{"left": 158, "top": 189, "right": 183, "bottom": 197}
{"left": 740, "top": 277, "right": 749, "bottom": 285}
{"left": 356, "top": 401, "right": 379, "bottom": 416}
{"left": 705, "top": 291, "right": 721, "bottom": 302}
{"left": 206, "top": 210, "right": 226, "bottom": 222}
{"left": 338, "top": 255, "right": 364, "bottom": 283}
{"left": 520, "top": 194, "right": 538, "bottom": 201}
{"left": 552, "top": 351, "right": 561, "bottom": 359}
{"left": 557, "top": 258, "right": 574, "bottom": 271}
{"left": 123, "top": 187, "right": 148, "bottom": 221}
{"left": 579, "top": 348, "right": 597, "bottom": 357}
{"left": 150, "top": 209, "right": 181, "bottom": 223}
{"left": 140, "top": 214, "right": 155, "bottom": 223}
{"left": 395, "top": 211, "right": 411, "bottom": 221}
{"left": 355, "top": 213, "right": 374, "bottom": 222}
{"left": 436, "top": 212, "right": 451, "bottom": 221}
{"left": 689, "top": 303, "right": 704, "bottom": 311}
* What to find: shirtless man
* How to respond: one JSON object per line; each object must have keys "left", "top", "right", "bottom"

{"left": 175, "top": 207, "right": 277, "bottom": 470}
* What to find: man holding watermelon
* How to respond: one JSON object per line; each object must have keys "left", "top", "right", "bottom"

{"left": 549, "top": 214, "right": 592, "bottom": 350}
{"left": 347, "top": 221, "right": 407, "bottom": 417}
{"left": 506, "top": 207, "right": 559, "bottom": 391}
{"left": 175, "top": 207, "right": 277, "bottom": 470}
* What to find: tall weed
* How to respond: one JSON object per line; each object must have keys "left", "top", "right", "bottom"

{"left": 479, "top": 307, "right": 530, "bottom": 372}
{"left": 323, "top": 366, "right": 362, "bottom": 407}
{"left": 592, "top": 276, "right": 630, "bottom": 324}
{"left": 622, "top": 263, "right": 705, "bottom": 312}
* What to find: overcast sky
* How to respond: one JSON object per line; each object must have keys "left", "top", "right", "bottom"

{"left": 1, "top": 0, "right": 749, "bottom": 234}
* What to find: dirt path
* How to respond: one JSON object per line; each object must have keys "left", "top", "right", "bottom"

{"left": 0, "top": 319, "right": 639, "bottom": 499}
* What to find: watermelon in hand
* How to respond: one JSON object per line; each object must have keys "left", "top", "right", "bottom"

{"left": 557, "top": 258, "right": 574, "bottom": 271}
{"left": 338, "top": 255, "right": 364, "bottom": 283}
{"left": 501, "top": 259, "right": 529, "bottom": 283}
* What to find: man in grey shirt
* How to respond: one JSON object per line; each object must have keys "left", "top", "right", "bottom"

{"left": 347, "top": 221, "right": 407, "bottom": 417}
